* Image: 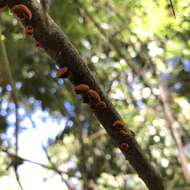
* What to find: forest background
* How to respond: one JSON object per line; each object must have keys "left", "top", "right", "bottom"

{"left": 0, "top": 0, "right": 190, "bottom": 189}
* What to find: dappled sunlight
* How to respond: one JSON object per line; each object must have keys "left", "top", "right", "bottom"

{"left": 0, "top": 0, "right": 190, "bottom": 189}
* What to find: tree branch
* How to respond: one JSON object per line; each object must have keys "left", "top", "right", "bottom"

{"left": 0, "top": 147, "right": 68, "bottom": 175}
{"left": 0, "top": 33, "right": 19, "bottom": 154}
{"left": 159, "top": 84, "right": 190, "bottom": 183}
{"left": 0, "top": 32, "right": 22, "bottom": 190}
{"left": 5, "top": 1, "right": 165, "bottom": 189}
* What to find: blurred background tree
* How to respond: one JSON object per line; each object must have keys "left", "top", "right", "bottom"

{"left": 0, "top": 0, "right": 190, "bottom": 189}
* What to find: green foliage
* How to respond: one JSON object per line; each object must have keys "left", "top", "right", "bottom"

{"left": 0, "top": 0, "right": 190, "bottom": 189}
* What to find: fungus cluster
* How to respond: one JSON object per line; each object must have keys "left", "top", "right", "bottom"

{"left": 75, "top": 84, "right": 89, "bottom": 94}
{"left": 95, "top": 101, "right": 107, "bottom": 109}
{"left": 7, "top": 4, "right": 43, "bottom": 48}
{"left": 74, "top": 84, "right": 107, "bottom": 110}
{"left": 112, "top": 120, "right": 135, "bottom": 151}
{"left": 0, "top": 3, "right": 33, "bottom": 35}
{"left": 113, "top": 120, "right": 125, "bottom": 129}
{"left": 11, "top": 4, "right": 32, "bottom": 21}
{"left": 55, "top": 69, "right": 107, "bottom": 110}
{"left": 1, "top": 2, "right": 134, "bottom": 155}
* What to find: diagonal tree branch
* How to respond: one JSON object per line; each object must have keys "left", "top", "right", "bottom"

{"left": 102, "top": 4, "right": 189, "bottom": 182}
{"left": 5, "top": 1, "right": 165, "bottom": 189}
{"left": 0, "top": 33, "right": 19, "bottom": 154}
{"left": 159, "top": 84, "right": 190, "bottom": 183}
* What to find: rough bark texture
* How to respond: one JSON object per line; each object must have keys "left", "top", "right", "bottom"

{"left": 6, "top": 0, "right": 165, "bottom": 189}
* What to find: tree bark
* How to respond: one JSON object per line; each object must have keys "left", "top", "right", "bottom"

{"left": 6, "top": 1, "right": 165, "bottom": 189}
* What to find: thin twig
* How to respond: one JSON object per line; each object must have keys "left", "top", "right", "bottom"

{"left": 0, "top": 34, "right": 19, "bottom": 154}
{"left": 14, "top": 168, "right": 24, "bottom": 190}
{"left": 41, "top": 144, "right": 73, "bottom": 189}
{"left": 0, "top": 147, "right": 68, "bottom": 174}
{"left": 168, "top": 0, "right": 176, "bottom": 18}
{"left": 0, "top": 33, "right": 22, "bottom": 190}
{"left": 159, "top": 84, "right": 190, "bottom": 183}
